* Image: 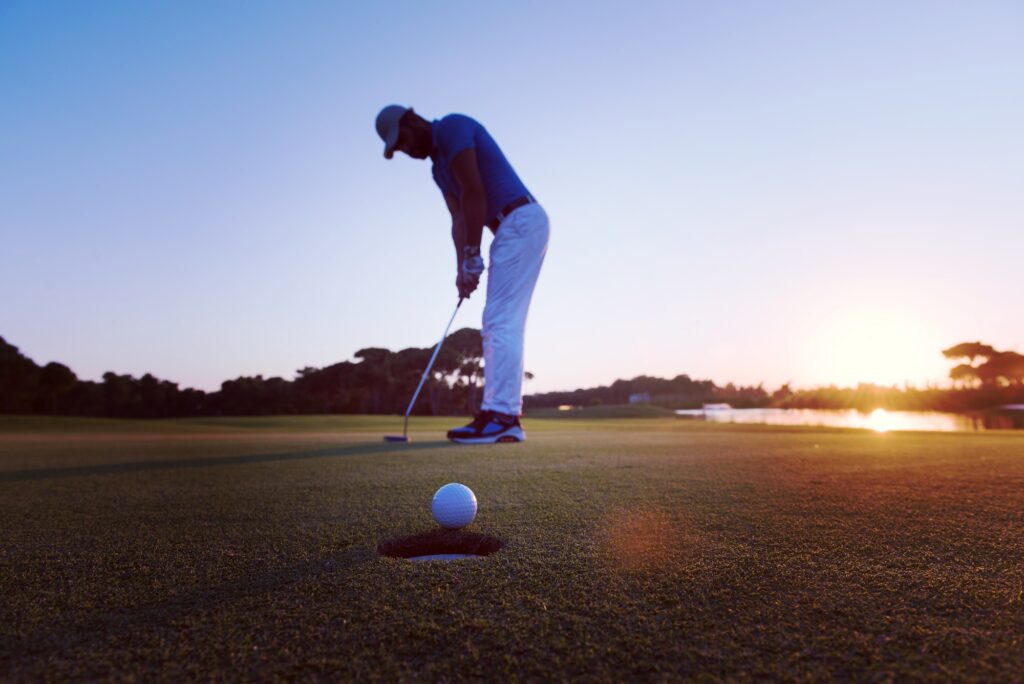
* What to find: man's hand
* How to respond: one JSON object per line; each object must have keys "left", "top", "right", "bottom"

{"left": 457, "top": 245, "right": 484, "bottom": 298}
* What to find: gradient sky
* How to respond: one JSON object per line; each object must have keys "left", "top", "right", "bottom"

{"left": 2, "top": 1, "right": 1022, "bottom": 394}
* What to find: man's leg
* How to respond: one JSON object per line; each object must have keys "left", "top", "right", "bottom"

{"left": 481, "top": 203, "right": 550, "bottom": 417}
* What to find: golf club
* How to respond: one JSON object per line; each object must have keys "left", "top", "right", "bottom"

{"left": 384, "top": 297, "right": 464, "bottom": 442}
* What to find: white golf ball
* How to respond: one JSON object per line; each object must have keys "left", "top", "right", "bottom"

{"left": 432, "top": 483, "right": 478, "bottom": 529}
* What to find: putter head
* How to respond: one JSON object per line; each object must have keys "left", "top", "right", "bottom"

{"left": 383, "top": 435, "right": 410, "bottom": 443}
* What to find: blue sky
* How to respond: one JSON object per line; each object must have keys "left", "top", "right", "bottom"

{"left": 2, "top": 1, "right": 1021, "bottom": 393}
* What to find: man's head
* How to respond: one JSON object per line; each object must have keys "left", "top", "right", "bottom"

{"left": 375, "top": 105, "right": 432, "bottom": 160}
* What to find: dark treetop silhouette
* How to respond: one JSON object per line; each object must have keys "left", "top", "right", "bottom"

{"left": 1, "top": 336, "right": 1021, "bottom": 418}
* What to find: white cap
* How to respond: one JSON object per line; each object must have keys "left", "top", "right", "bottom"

{"left": 375, "top": 105, "right": 408, "bottom": 159}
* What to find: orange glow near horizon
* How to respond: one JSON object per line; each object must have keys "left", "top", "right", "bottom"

{"left": 801, "top": 306, "right": 948, "bottom": 389}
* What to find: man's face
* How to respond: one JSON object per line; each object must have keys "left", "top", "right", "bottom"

{"left": 394, "top": 118, "right": 432, "bottom": 159}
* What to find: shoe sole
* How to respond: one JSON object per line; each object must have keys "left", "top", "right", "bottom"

{"left": 450, "top": 427, "right": 526, "bottom": 444}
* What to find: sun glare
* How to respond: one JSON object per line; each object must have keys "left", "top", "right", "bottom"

{"left": 803, "top": 307, "right": 944, "bottom": 388}
{"left": 866, "top": 408, "right": 892, "bottom": 433}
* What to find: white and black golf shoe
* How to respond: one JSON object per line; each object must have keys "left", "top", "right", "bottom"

{"left": 447, "top": 410, "right": 526, "bottom": 444}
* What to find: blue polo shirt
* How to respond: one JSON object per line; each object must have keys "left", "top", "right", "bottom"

{"left": 430, "top": 114, "right": 532, "bottom": 222}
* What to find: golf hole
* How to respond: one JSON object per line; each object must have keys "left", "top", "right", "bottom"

{"left": 378, "top": 529, "right": 504, "bottom": 562}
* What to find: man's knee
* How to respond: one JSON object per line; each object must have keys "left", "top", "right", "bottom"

{"left": 481, "top": 312, "right": 506, "bottom": 335}
{"left": 483, "top": 307, "right": 527, "bottom": 335}
{"left": 482, "top": 328, "right": 524, "bottom": 352}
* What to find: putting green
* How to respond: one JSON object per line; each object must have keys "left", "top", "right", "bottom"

{"left": 2, "top": 415, "right": 1022, "bottom": 679}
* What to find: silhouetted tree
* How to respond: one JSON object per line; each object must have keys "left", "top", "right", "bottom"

{"left": 943, "top": 342, "right": 996, "bottom": 365}
{"left": 949, "top": 363, "right": 979, "bottom": 389}
{"left": 35, "top": 362, "right": 77, "bottom": 413}
{"left": 444, "top": 328, "right": 484, "bottom": 415}
{"left": 771, "top": 383, "right": 794, "bottom": 402}
{"left": 979, "top": 351, "right": 1024, "bottom": 387}
{"left": 294, "top": 362, "right": 357, "bottom": 413}
{"left": 0, "top": 336, "right": 41, "bottom": 413}
{"left": 945, "top": 342, "right": 1024, "bottom": 388}
{"left": 353, "top": 348, "right": 393, "bottom": 413}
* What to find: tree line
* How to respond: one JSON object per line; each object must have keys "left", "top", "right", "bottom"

{"left": 0, "top": 331, "right": 484, "bottom": 418}
{"left": 2, "top": 335, "right": 1021, "bottom": 418}
{"left": 523, "top": 375, "right": 768, "bottom": 410}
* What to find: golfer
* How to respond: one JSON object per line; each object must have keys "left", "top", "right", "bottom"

{"left": 375, "top": 105, "right": 549, "bottom": 444}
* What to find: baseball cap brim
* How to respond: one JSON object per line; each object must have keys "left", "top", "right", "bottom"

{"left": 383, "top": 128, "right": 399, "bottom": 159}
{"left": 376, "top": 105, "right": 407, "bottom": 159}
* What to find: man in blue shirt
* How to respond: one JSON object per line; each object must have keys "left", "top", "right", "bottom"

{"left": 375, "top": 105, "right": 550, "bottom": 444}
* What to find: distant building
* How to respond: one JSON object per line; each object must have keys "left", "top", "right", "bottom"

{"left": 629, "top": 392, "right": 651, "bottom": 404}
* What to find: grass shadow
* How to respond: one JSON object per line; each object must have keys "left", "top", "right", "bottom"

{"left": 0, "top": 440, "right": 453, "bottom": 483}
{"left": 378, "top": 529, "right": 505, "bottom": 559}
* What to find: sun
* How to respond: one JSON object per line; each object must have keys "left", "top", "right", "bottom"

{"left": 866, "top": 408, "right": 893, "bottom": 432}
{"left": 801, "top": 306, "right": 945, "bottom": 388}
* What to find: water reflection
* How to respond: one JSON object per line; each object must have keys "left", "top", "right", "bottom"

{"left": 674, "top": 407, "right": 1022, "bottom": 432}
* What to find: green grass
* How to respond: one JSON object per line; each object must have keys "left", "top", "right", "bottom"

{"left": 2, "top": 416, "right": 1023, "bottom": 680}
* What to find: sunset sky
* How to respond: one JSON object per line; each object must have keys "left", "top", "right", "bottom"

{"left": 2, "top": 1, "right": 1021, "bottom": 394}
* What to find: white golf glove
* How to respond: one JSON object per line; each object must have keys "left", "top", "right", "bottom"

{"left": 457, "top": 245, "right": 485, "bottom": 299}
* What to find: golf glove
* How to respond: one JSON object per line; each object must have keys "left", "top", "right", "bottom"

{"left": 457, "top": 245, "right": 485, "bottom": 298}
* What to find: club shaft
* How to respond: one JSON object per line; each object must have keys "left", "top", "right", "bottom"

{"left": 402, "top": 298, "right": 464, "bottom": 430}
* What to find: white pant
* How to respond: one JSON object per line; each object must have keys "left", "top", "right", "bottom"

{"left": 481, "top": 202, "right": 549, "bottom": 416}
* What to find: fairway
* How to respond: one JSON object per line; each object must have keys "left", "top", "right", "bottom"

{"left": 3, "top": 416, "right": 1023, "bottom": 680}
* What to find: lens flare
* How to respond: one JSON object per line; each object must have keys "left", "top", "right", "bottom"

{"left": 598, "top": 508, "right": 694, "bottom": 572}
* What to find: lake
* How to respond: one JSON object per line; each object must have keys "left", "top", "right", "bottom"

{"left": 673, "top": 407, "right": 1023, "bottom": 432}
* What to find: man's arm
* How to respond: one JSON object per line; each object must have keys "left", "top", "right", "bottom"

{"left": 450, "top": 147, "right": 487, "bottom": 248}
{"left": 444, "top": 192, "right": 466, "bottom": 272}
